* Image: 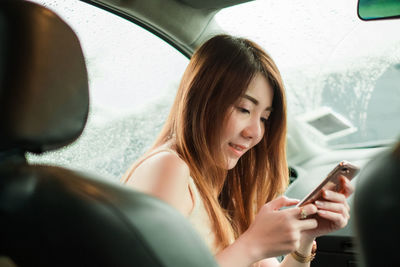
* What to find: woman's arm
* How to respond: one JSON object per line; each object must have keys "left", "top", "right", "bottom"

{"left": 274, "top": 237, "right": 315, "bottom": 267}
{"left": 235, "top": 176, "right": 354, "bottom": 267}
{"left": 215, "top": 196, "right": 318, "bottom": 267}
{"left": 217, "top": 176, "right": 354, "bottom": 267}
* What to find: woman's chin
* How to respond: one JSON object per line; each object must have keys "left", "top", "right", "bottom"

{"left": 225, "top": 158, "right": 239, "bottom": 170}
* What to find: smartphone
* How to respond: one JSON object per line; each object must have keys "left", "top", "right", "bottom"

{"left": 296, "top": 160, "right": 360, "bottom": 207}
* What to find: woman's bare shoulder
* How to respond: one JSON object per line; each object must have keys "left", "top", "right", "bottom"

{"left": 129, "top": 150, "right": 190, "bottom": 184}
{"left": 125, "top": 150, "right": 193, "bottom": 215}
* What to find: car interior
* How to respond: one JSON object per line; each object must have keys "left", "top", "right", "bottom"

{"left": 1, "top": 0, "right": 399, "bottom": 266}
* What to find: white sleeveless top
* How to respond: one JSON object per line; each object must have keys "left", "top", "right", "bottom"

{"left": 187, "top": 177, "right": 217, "bottom": 252}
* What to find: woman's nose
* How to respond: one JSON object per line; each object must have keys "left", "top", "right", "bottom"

{"left": 241, "top": 118, "right": 263, "bottom": 140}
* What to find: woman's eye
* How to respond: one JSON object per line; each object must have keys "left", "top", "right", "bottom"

{"left": 237, "top": 107, "right": 250, "bottom": 114}
{"left": 260, "top": 117, "right": 269, "bottom": 124}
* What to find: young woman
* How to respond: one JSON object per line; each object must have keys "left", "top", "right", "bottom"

{"left": 121, "top": 34, "right": 353, "bottom": 267}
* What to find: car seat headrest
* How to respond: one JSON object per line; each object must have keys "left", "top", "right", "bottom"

{"left": 354, "top": 141, "right": 400, "bottom": 266}
{"left": 0, "top": 1, "right": 89, "bottom": 154}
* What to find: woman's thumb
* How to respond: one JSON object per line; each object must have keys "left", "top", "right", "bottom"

{"left": 267, "top": 196, "right": 299, "bottom": 211}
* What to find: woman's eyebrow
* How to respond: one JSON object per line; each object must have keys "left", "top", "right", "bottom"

{"left": 243, "top": 94, "right": 273, "bottom": 111}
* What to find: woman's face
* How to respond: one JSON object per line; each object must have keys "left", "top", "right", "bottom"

{"left": 220, "top": 73, "right": 274, "bottom": 170}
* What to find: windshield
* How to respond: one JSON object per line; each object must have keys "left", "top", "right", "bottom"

{"left": 216, "top": 0, "right": 400, "bottom": 148}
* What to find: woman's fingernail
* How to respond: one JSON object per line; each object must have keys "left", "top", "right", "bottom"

{"left": 315, "top": 201, "right": 323, "bottom": 207}
{"left": 323, "top": 190, "right": 330, "bottom": 198}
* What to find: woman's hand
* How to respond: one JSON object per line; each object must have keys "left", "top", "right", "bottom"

{"left": 302, "top": 175, "right": 354, "bottom": 240}
{"left": 239, "top": 196, "right": 318, "bottom": 262}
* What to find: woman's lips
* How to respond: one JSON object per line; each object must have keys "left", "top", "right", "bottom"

{"left": 228, "top": 142, "right": 247, "bottom": 157}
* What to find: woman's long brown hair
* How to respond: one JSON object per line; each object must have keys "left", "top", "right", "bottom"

{"left": 122, "top": 34, "right": 288, "bottom": 251}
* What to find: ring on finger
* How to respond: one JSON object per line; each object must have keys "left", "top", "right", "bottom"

{"left": 299, "top": 207, "right": 308, "bottom": 220}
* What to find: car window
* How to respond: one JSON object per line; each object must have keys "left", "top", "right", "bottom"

{"left": 27, "top": 0, "right": 189, "bottom": 181}
{"left": 216, "top": 0, "right": 400, "bottom": 148}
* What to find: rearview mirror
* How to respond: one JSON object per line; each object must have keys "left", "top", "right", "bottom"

{"left": 358, "top": 0, "right": 400, "bottom": 20}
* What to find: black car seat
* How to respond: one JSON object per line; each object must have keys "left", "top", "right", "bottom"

{"left": 0, "top": 1, "right": 218, "bottom": 266}
{"left": 353, "top": 141, "right": 400, "bottom": 267}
